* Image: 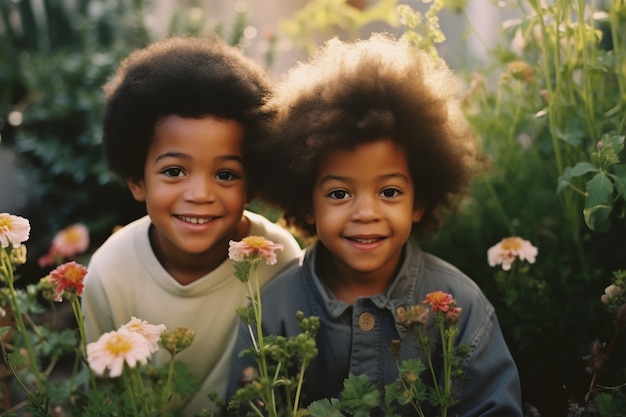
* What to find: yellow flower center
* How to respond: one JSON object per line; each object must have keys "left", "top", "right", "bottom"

{"left": 63, "top": 228, "right": 82, "bottom": 244}
{"left": 105, "top": 334, "right": 133, "bottom": 355}
{"left": 500, "top": 237, "right": 522, "bottom": 251}
{"left": 0, "top": 214, "right": 13, "bottom": 231}
{"left": 242, "top": 236, "right": 269, "bottom": 249}
{"left": 66, "top": 267, "right": 84, "bottom": 284}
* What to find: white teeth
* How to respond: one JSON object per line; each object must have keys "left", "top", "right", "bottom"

{"left": 354, "top": 238, "right": 378, "bottom": 244}
{"left": 179, "top": 216, "right": 211, "bottom": 224}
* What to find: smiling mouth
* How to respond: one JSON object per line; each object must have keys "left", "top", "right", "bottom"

{"left": 349, "top": 237, "right": 382, "bottom": 244}
{"left": 177, "top": 215, "right": 214, "bottom": 225}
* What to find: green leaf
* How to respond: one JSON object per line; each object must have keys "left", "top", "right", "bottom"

{"left": 594, "top": 392, "right": 626, "bottom": 417}
{"left": 340, "top": 373, "right": 381, "bottom": 414}
{"left": 583, "top": 172, "right": 614, "bottom": 232}
{"left": 0, "top": 326, "right": 10, "bottom": 338}
{"left": 585, "top": 172, "right": 613, "bottom": 207}
{"left": 557, "top": 162, "right": 598, "bottom": 193}
{"left": 584, "top": 205, "right": 612, "bottom": 233}
{"left": 7, "top": 350, "right": 27, "bottom": 368}
{"left": 307, "top": 398, "right": 346, "bottom": 417}
{"left": 609, "top": 164, "right": 626, "bottom": 199}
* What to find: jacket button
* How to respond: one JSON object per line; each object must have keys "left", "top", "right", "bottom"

{"left": 358, "top": 312, "right": 375, "bottom": 331}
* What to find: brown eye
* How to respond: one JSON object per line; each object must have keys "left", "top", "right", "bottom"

{"left": 215, "top": 170, "right": 240, "bottom": 181}
{"left": 328, "top": 189, "right": 349, "bottom": 200}
{"left": 381, "top": 188, "right": 401, "bottom": 198}
{"left": 161, "top": 167, "right": 184, "bottom": 177}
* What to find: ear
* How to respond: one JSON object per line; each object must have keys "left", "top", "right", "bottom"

{"left": 412, "top": 204, "right": 426, "bottom": 223}
{"left": 126, "top": 178, "right": 147, "bottom": 202}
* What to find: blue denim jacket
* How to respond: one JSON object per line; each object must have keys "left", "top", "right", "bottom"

{"left": 227, "top": 240, "right": 522, "bottom": 417}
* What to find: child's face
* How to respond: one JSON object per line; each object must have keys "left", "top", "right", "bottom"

{"left": 127, "top": 115, "right": 248, "bottom": 262}
{"left": 309, "top": 139, "right": 424, "bottom": 281}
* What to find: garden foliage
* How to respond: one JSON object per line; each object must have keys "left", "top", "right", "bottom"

{"left": 2, "top": 0, "right": 626, "bottom": 416}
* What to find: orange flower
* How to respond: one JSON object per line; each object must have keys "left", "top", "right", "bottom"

{"left": 423, "top": 291, "right": 461, "bottom": 315}
{"left": 49, "top": 261, "right": 88, "bottom": 302}
{"left": 228, "top": 236, "right": 284, "bottom": 265}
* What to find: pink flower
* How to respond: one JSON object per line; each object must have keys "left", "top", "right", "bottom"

{"left": 87, "top": 329, "right": 153, "bottom": 377}
{"left": 51, "top": 223, "right": 89, "bottom": 257}
{"left": 120, "top": 317, "right": 166, "bottom": 353}
{"left": 424, "top": 291, "right": 461, "bottom": 315}
{"left": 39, "top": 223, "right": 90, "bottom": 267}
{"left": 0, "top": 213, "right": 30, "bottom": 249}
{"left": 48, "top": 261, "right": 88, "bottom": 301}
{"left": 228, "top": 236, "right": 284, "bottom": 265}
{"left": 487, "top": 236, "right": 538, "bottom": 271}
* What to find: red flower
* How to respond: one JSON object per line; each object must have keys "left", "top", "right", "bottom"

{"left": 49, "top": 261, "right": 88, "bottom": 302}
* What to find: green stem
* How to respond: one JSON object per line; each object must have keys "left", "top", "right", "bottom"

{"left": 1, "top": 248, "right": 44, "bottom": 390}
{"left": 248, "top": 263, "right": 278, "bottom": 417}
{"left": 420, "top": 326, "right": 441, "bottom": 402}
{"left": 123, "top": 368, "right": 140, "bottom": 417}
{"left": 160, "top": 352, "right": 176, "bottom": 412}
{"left": 0, "top": 339, "right": 33, "bottom": 396}
{"left": 292, "top": 358, "right": 308, "bottom": 415}
{"left": 69, "top": 294, "right": 97, "bottom": 390}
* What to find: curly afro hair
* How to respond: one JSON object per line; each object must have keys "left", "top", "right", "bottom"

{"left": 102, "top": 35, "right": 274, "bottom": 196}
{"left": 255, "top": 33, "right": 480, "bottom": 238}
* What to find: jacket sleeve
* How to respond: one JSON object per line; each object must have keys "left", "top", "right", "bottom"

{"left": 456, "top": 309, "right": 523, "bottom": 417}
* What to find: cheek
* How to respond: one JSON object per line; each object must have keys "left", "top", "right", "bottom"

{"left": 223, "top": 186, "right": 248, "bottom": 209}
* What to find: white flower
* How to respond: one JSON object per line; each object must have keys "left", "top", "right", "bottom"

{"left": 87, "top": 329, "right": 153, "bottom": 377}
{"left": 487, "top": 236, "right": 538, "bottom": 271}
{"left": 0, "top": 213, "right": 30, "bottom": 249}
{"left": 119, "top": 317, "right": 166, "bottom": 353}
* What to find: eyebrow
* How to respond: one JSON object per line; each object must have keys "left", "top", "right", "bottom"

{"left": 318, "top": 172, "right": 410, "bottom": 184}
{"left": 155, "top": 152, "right": 244, "bottom": 164}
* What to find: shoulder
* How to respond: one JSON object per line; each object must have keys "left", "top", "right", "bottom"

{"left": 259, "top": 254, "right": 306, "bottom": 296}
{"left": 414, "top": 246, "right": 493, "bottom": 313}
{"left": 86, "top": 216, "right": 151, "bottom": 277}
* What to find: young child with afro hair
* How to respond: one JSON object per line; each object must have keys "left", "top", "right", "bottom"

{"left": 81, "top": 36, "right": 302, "bottom": 416}
{"left": 226, "top": 33, "right": 522, "bottom": 417}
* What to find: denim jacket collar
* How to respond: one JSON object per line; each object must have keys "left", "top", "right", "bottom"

{"left": 302, "top": 240, "right": 423, "bottom": 320}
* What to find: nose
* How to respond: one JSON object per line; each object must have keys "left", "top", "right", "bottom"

{"left": 184, "top": 175, "right": 216, "bottom": 203}
{"left": 351, "top": 194, "right": 380, "bottom": 222}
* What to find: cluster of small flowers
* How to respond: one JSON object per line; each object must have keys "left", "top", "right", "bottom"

{"left": 395, "top": 291, "right": 463, "bottom": 330}
{"left": 0, "top": 213, "right": 190, "bottom": 381}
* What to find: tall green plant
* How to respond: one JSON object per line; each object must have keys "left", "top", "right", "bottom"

{"left": 413, "top": 0, "right": 626, "bottom": 414}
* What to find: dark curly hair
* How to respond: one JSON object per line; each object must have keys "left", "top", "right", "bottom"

{"left": 256, "top": 33, "right": 480, "bottom": 238}
{"left": 102, "top": 35, "right": 274, "bottom": 196}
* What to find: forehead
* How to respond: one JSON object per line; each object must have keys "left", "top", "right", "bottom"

{"left": 150, "top": 114, "right": 245, "bottom": 157}
{"left": 317, "top": 139, "right": 410, "bottom": 179}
